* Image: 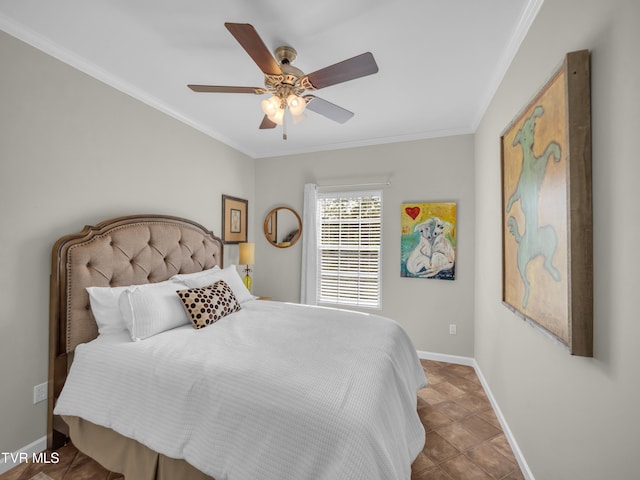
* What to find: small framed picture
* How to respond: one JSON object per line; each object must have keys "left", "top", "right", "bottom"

{"left": 222, "top": 195, "right": 248, "bottom": 244}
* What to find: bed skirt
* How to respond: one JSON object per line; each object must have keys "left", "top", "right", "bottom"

{"left": 62, "top": 415, "right": 214, "bottom": 480}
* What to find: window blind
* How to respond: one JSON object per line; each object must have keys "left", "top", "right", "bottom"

{"left": 317, "top": 190, "right": 382, "bottom": 308}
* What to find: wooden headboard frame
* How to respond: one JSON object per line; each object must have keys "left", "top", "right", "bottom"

{"left": 47, "top": 214, "right": 224, "bottom": 449}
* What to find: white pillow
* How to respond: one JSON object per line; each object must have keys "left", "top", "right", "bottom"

{"left": 170, "top": 265, "right": 221, "bottom": 285}
{"left": 118, "top": 280, "right": 190, "bottom": 341}
{"left": 177, "top": 265, "right": 255, "bottom": 304}
{"left": 86, "top": 285, "right": 130, "bottom": 334}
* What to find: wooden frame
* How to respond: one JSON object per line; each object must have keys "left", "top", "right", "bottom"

{"left": 221, "top": 195, "right": 248, "bottom": 244}
{"left": 263, "top": 206, "right": 302, "bottom": 248}
{"left": 500, "top": 50, "right": 592, "bottom": 356}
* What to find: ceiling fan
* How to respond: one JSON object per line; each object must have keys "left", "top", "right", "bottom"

{"left": 188, "top": 23, "right": 379, "bottom": 140}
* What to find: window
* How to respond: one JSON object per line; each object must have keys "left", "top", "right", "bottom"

{"left": 317, "top": 190, "right": 382, "bottom": 309}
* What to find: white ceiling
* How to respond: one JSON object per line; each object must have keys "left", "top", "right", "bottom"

{"left": 0, "top": 0, "right": 541, "bottom": 159}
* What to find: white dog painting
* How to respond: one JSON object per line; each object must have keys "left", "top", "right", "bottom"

{"left": 401, "top": 203, "right": 456, "bottom": 280}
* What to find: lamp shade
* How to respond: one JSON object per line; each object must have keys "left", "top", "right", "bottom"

{"left": 238, "top": 242, "right": 255, "bottom": 265}
{"left": 287, "top": 94, "right": 307, "bottom": 116}
{"left": 268, "top": 107, "right": 284, "bottom": 125}
{"left": 261, "top": 96, "right": 279, "bottom": 116}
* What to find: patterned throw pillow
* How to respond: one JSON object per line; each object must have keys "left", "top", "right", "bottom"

{"left": 177, "top": 280, "right": 241, "bottom": 329}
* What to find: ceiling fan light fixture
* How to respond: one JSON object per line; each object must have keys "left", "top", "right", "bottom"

{"left": 268, "top": 106, "right": 285, "bottom": 125}
{"left": 291, "top": 112, "right": 306, "bottom": 125}
{"left": 286, "top": 94, "right": 307, "bottom": 116}
{"left": 261, "top": 95, "right": 280, "bottom": 116}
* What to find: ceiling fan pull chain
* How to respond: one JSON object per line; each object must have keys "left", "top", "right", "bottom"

{"left": 282, "top": 109, "right": 288, "bottom": 140}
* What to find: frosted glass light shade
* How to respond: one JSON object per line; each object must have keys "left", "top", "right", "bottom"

{"left": 261, "top": 96, "right": 280, "bottom": 115}
{"left": 287, "top": 94, "right": 307, "bottom": 116}
{"left": 268, "top": 107, "right": 284, "bottom": 125}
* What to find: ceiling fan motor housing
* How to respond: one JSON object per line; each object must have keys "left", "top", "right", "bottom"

{"left": 264, "top": 47, "right": 307, "bottom": 99}
{"left": 274, "top": 46, "right": 297, "bottom": 65}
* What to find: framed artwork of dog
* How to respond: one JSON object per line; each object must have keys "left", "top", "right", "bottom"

{"left": 401, "top": 202, "right": 456, "bottom": 280}
{"left": 500, "top": 50, "right": 592, "bottom": 356}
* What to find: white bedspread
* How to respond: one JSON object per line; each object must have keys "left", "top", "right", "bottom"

{"left": 55, "top": 301, "right": 427, "bottom": 480}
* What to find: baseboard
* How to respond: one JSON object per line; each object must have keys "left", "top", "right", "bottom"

{"left": 417, "top": 350, "right": 476, "bottom": 367}
{"left": 0, "top": 435, "right": 47, "bottom": 474}
{"left": 416, "top": 350, "right": 535, "bottom": 480}
{"left": 472, "top": 363, "right": 535, "bottom": 480}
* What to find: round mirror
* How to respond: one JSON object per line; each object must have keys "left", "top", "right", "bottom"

{"left": 264, "top": 207, "right": 302, "bottom": 248}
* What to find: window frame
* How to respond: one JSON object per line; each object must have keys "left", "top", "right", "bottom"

{"left": 315, "top": 189, "right": 383, "bottom": 310}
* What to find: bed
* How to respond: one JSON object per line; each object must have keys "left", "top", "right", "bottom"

{"left": 47, "top": 214, "right": 427, "bottom": 480}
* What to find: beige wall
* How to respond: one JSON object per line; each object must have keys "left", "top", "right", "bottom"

{"left": 0, "top": 31, "right": 255, "bottom": 454}
{"left": 4, "top": 0, "right": 639, "bottom": 476}
{"left": 474, "top": 0, "right": 640, "bottom": 478}
{"left": 254, "top": 136, "right": 476, "bottom": 357}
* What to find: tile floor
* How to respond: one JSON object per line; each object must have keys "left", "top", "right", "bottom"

{"left": 412, "top": 359, "right": 525, "bottom": 480}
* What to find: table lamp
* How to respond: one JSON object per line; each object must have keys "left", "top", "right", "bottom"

{"left": 238, "top": 242, "right": 255, "bottom": 292}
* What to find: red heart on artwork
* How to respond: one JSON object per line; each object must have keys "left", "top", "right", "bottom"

{"left": 405, "top": 207, "right": 420, "bottom": 220}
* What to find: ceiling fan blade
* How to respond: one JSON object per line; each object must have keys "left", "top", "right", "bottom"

{"left": 188, "top": 85, "right": 264, "bottom": 94}
{"left": 303, "top": 52, "right": 378, "bottom": 90}
{"left": 259, "top": 115, "right": 277, "bottom": 129}
{"left": 225, "top": 23, "right": 282, "bottom": 76}
{"left": 304, "top": 96, "right": 354, "bottom": 124}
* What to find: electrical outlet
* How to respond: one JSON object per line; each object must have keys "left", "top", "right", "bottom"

{"left": 33, "top": 382, "right": 48, "bottom": 404}
{"left": 449, "top": 324, "right": 457, "bottom": 335}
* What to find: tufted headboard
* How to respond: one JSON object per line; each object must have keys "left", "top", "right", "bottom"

{"left": 47, "top": 214, "right": 223, "bottom": 449}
